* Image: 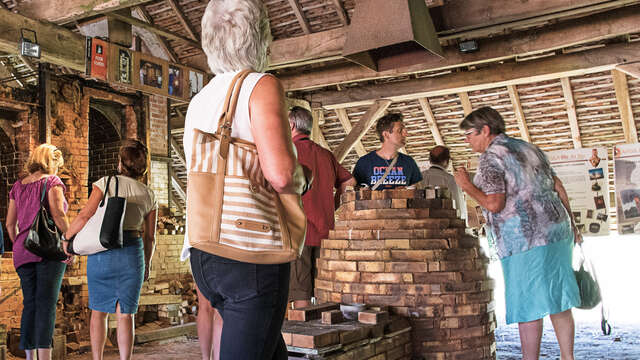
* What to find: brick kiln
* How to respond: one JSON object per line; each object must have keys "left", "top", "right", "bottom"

{"left": 315, "top": 188, "right": 496, "bottom": 360}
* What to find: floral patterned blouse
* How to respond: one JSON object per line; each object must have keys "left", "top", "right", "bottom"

{"left": 473, "top": 134, "right": 573, "bottom": 259}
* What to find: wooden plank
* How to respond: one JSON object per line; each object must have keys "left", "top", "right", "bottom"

{"left": 560, "top": 77, "right": 582, "bottom": 148}
{"left": 330, "top": 0, "right": 349, "bottom": 26}
{"left": 278, "top": 6, "right": 640, "bottom": 90}
{"left": 138, "top": 294, "right": 182, "bottom": 305}
{"left": 612, "top": 69, "right": 638, "bottom": 144}
{"left": 134, "top": 323, "right": 197, "bottom": 344}
{"left": 288, "top": 0, "right": 311, "bottom": 35}
{"left": 166, "top": 0, "right": 200, "bottom": 42}
{"left": 458, "top": 92, "right": 473, "bottom": 115}
{"left": 335, "top": 109, "right": 367, "bottom": 157}
{"left": 108, "top": 9, "right": 133, "bottom": 48}
{"left": 333, "top": 100, "right": 392, "bottom": 163}
{"left": 39, "top": 66, "right": 52, "bottom": 144}
{"left": 170, "top": 168, "right": 186, "bottom": 201}
{"left": 134, "top": 6, "right": 178, "bottom": 63}
{"left": 417, "top": 98, "right": 444, "bottom": 146}
{"left": 507, "top": 85, "right": 531, "bottom": 142}
{"left": 0, "top": 7, "right": 85, "bottom": 72}
{"left": 17, "top": 0, "right": 155, "bottom": 25}
{"left": 616, "top": 61, "right": 640, "bottom": 79}
{"left": 308, "top": 41, "right": 639, "bottom": 109}
{"left": 170, "top": 137, "right": 187, "bottom": 169}
{"left": 106, "top": 12, "right": 201, "bottom": 50}
{"left": 311, "top": 110, "right": 331, "bottom": 150}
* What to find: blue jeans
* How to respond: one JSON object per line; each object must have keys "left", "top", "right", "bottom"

{"left": 190, "top": 248, "right": 290, "bottom": 360}
{"left": 16, "top": 259, "right": 66, "bottom": 349}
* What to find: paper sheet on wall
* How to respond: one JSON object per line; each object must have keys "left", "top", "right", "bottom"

{"left": 613, "top": 143, "right": 640, "bottom": 235}
{"left": 547, "top": 148, "right": 610, "bottom": 236}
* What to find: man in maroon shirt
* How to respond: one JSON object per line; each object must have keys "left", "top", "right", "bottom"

{"left": 288, "top": 106, "right": 355, "bottom": 303}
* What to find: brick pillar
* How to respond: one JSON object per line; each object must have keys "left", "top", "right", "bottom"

{"left": 148, "top": 95, "right": 169, "bottom": 208}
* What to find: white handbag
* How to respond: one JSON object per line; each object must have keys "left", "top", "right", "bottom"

{"left": 69, "top": 175, "right": 127, "bottom": 255}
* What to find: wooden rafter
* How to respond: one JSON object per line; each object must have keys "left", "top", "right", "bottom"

{"left": 288, "top": 0, "right": 311, "bottom": 34}
{"left": 417, "top": 98, "right": 444, "bottom": 146}
{"left": 170, "top": 137, "right": 187, "bottom": 169}
{"left": 17, "top": 0, "right": 155, "bottom": 25}
{"left": 560, "top": 77, "right": 582, "bottom": 149}
{"left": 335, "top": 109, "right": 367, "bottom": 156}
{"left": 334, "top": 100, "right": 392, "bottom": 163}
{"left": 276, "top": 6, "right": 640, "bottom": 90}
{"left": 506, "top": 85, "right": 531, "bottom": 142}
{"left": 330, "top": 0, "right": 349, "bottom": 26}
{"left": 311, "top": 110, "right": 331, "bottom": 150}
{"left": 309, "top": 41, "right": 639, "bottom": 109}
{"left": 134, "top": 6, "right": 178, "bottom": 63}
{"left": 166, "top": 0, "right": 200, "bottom": 42}
{"left": 616, "top": 61, "right": 640, "bottom": 80}
{"left": 612, "top": 69, "right": 638, "bottom": 144}
{"left": 458, "top": 92, "right": 473, "bottom": 115}
{"left": 106, "top": 12, "right": 201, "bottom": 50}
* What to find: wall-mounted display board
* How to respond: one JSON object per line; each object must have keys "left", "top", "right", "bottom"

{"left": 613, "top": 143, "right": 640, "bottom": 235}
{"left": 547, "top": 148, "right": 610, "bottom": 236}
{"left": 89, "top": 38, "right": 209, "bottom": 102}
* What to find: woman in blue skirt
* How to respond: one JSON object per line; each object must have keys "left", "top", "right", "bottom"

{"left": 454, "top": 107, "right": 581, "bottom": 360}
{"left": 63, "top": 139, "right": 157, "bottom": 360}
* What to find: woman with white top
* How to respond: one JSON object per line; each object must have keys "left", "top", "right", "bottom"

{"left": 63, "top": 139, "right": 157, "bottom": 360}
{"left": 181, "top": 0, "right": 308, "bottom": 359}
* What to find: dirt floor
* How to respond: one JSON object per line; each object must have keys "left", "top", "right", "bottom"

{"left": 48, "top": 321, "right": 639, "bottom": 360}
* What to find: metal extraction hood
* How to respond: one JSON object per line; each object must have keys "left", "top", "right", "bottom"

{"left": 342, "top": 0, "right": 444, "bottom": 72}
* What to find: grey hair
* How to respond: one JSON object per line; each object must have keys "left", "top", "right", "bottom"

{"left": 288, "top": 106, "right": 313, "bottom": 135}
{"left": 459, "top": 106, "right": 505, "bottom": 135}
{"left": 201, "top": 0, "right": 272, "bottom": 74}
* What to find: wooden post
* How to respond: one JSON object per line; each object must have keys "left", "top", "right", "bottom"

{"left": 507, "top": 85, "right": 531, "bottom": 142}
{"left": 333, "top": 100, "right": 392, "bottom": 163}
{"left": 612, "top": 69, "right": 638, "bottom": 144}
{"left": 560, "top": 77, "right": 582, "bottom": 148}
{"left": 335, "top": 108, "right": 367, "bottom": 156}
{"left": 38, "top": 64, "right": 51, "bottom": 144}
{"left": 417, "top": 98, "right": 444, "bottom": 146}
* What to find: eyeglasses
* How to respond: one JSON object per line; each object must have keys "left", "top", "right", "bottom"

{"left": 463, "top": 129, "right": 477, "bottom": 137}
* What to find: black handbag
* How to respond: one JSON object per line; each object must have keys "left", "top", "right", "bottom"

{"left": 24, "top": 177, "right": 67, "bottom": 261}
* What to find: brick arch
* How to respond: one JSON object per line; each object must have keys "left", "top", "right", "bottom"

{"left": 0, "top": 119, "right": 18, "bottom": 252}
{"left": 88, "top": 106, "right": 122, "bottom": 192}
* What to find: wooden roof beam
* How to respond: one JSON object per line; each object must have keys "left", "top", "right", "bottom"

{"left": 335, "top": 109, "right": 367, "bottom": 157}
{"left": 17, "top": 0, "right": 155, "bottom": 25}
{"left": 458, "top": 92, "right": 473, "bottom": 116}
{"left": 507, "top": 85, "right": 531, "bottom": 142}
{"left": 330, "top": 0, "right": 349, "bottom": 26}
{"left": 309, "top": 41, "right": 640, "bottom": 109}
{"left": 277, "top": 6, "right": 640, "bottom": 90}
{"left": 612, "top": 69, "right": 638, "bottom": 144}
{"left": 417, "top": 98, "right": 444, "bottom": 146}
{"left": 560, "top": 77, "right": 582, "bottom": 148}
{"left": 166, "top": 0, "right": 200, "bottom": 42}
{"left": 288, "top": 0, "right": 311, "bottom": 35}
{"left": 134, "top": 6, "right": 178, "bottom": 63}
{"left": 616, "top": 61, "right": 640, "bottom": 80}
{"left": 334, "top": 100, "right": 392, "bottom": 162}
{"left": 311, "top": 110, "right": 331, "bottom": 150}
{"left": 106, "top": 11, "right": 201, "bottom": 50}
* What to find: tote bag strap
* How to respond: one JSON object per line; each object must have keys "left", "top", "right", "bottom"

{"left": 39, "top": 177, "right": 49, "bottom": 206}
{"left": 100, "top": 175, "right": 120, "bottom": 206}
{"left": 216, "top": 70, "right": 252, "bottom": 162}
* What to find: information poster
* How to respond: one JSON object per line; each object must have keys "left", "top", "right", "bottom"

{"left": 613, "top": 144, "right": 640, "bottom": 234}
{"left": 86, "top": 37, "right": 108, "bottom": 81}
{"left": 547, "top": 148, "right": 610, "bottom": 236}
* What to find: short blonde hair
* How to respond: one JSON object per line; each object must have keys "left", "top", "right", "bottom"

{"left": 26, "top": 144, "right": 64, "bottom": 174}
{"left": 201, "top": 0, "right": 271, "bottom": 74}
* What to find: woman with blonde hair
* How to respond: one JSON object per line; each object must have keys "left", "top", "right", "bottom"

{"left": 180, "top": 0, "right": 309, "bottom": 358}
{"left": 63, "top": 139, "right": 157, "bottom": 360}
{"left": 6, "top": 143, "right": 72, "bottom": 360}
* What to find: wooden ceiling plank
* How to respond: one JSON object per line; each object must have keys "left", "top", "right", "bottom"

{"left": 334, "top": 100, "right": 392, "bottom": 163}
{"left": 417, "top": 98, "right": 445, "bottom": 146}
{"left": 458, "top": 92, "right": 473, "bottom": 115}
{"left": 506, "top": 85, "right": 532, "bottom": 143}
{"left": 165, "top": 0, "right": 200, "bottom": 42}
{"left": 17, "top": 0, "right": 155, "bottom": 25}
{"left": 560, "top": 77, "right": 582, "bottom": 149}
{"left": 276, "top": 6, "right": 640, "bottom": 90}
{"left": 311, "top": 110, "right": 331, "bottom": 150}
{"left": 612, "top": 69, "right": 638, "bottom": 144}
{"left": 287, "top": 0, "right": 311, "bottom": 35}
{"left": 615, "top": 61, "right": 640, "bottom": 80}
{"left": 308, "top": 41, "right": 639, "bottom": 109}
{"left": 335, "top": 108, "right": 367, "bottom": 156}
{"left": 134, "top": 6, "right": 178, "bottom": 63}
{"left": 329, "top": 0, "right": 349, "bottom": 26}
{"left": 106, "top": 11, "right": 201, "bottom": 50}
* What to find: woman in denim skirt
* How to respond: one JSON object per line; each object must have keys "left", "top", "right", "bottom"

{"left": 64, "top": 139, "right": 157, "bottom": 360}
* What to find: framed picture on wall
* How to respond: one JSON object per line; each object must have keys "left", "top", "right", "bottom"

{"left": 140, "top": 60, "right": 163, "bottom": 88}
{"left": 117, "top": 49, "right": 132, "bottom": 84}
{"left": 132, "top": 52, "right": 169, "bottom": 96}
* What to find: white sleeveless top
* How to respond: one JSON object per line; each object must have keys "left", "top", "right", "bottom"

{"left": 181, "top": 70, "right": 269, "bottom": 260}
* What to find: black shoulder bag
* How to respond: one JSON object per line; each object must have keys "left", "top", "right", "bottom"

{"left": 24, "top": 177, "right": 67, "bottom": 261}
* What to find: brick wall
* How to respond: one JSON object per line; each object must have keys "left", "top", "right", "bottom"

{"left": 149, "top": 95, "right": 167, "bottom": 156}
{"left": 151, "top": 235, "right": 190, "bottom": 280}
{"left": 150, "top": 160, "right": 169, "bottom": 207}
{"left": 0, "top": 128, "right": 20, "bottom": 252}
{"left": 88, "top": 108, "right": 121, "bottom": 189}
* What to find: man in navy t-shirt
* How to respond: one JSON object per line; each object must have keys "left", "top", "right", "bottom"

{"left": 352, "top": 113, "right": 422, "bottom": 189}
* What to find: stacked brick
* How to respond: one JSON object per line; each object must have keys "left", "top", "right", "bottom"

{"left": 315, "top": 188, "right": 496, "bottom": 360}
